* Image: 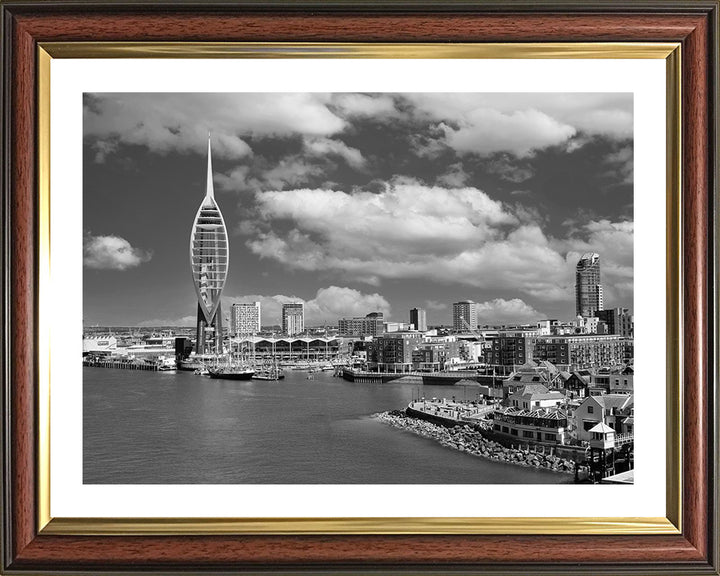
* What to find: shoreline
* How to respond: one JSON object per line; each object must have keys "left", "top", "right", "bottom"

{"left": 376, "top": 410, "right": 575, "bottom": 475}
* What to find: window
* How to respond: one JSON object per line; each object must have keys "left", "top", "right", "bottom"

{"left": 502, "top": 426, "right": 509, "bottom": 433}
{"left": 523, "top": 431, "right": 534, "bottom": 438}
{"left": 545, "top": 433, "right": 556, "bottom": 441}
{"left": 583, "top": 421, "right": 595, "bottom": 431}
{"left": 510, "top": 428, "right": 518, "bottom": 436}
{"left": 587, "top": 405, "right": 594, "bottom": 414}
{"left": 493, "top": 424, "right": 501, "bottom": 431}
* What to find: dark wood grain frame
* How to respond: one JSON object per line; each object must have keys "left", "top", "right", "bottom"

{"left": 1, "top": 1, "right": 718, "bottom": 574}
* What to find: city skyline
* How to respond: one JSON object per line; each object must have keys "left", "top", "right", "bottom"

{"left": 83, "top": 92, "right": 634, "bottom": 327}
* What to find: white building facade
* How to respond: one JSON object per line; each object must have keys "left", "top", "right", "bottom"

{"left": 282, "top": 303, "right": 304, "bottom": 336}
{"left": 231, "top": 302, "right": 261, "bottom": 336}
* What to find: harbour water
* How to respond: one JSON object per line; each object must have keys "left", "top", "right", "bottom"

{"left": 83, "top": 367, "right": 569, "bottom": 484}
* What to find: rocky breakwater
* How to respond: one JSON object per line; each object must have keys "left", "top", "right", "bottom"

{"left": 377, "top": 410, "right": 575, "bottom": 475}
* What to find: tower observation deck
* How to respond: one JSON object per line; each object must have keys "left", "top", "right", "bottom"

{"left": 190, "top": 137, "right": 229, "bottom": 354}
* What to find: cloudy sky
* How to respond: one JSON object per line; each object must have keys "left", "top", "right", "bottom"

{"left": 83, "top": 92, "right": 633, "bottom": 328}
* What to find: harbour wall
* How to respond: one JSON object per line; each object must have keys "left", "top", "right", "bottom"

{"left": 405, "top": 404, "right": 589, "bottom": 464}
{"left": 378, "top": 411, "right": 575, "bottom": 475}
{"left": 341, "top": 368, "right": 503, "bottom": 387}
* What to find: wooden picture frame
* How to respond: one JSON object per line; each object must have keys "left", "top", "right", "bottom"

{"left": 1, "top": 1, "right": 717, "bottom": 573}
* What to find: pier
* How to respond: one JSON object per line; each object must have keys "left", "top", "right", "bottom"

{"left": 83, "top": 357, "right": 162, "bottom": 371}
{"left": 340, "top": 367, "right": 502, "bottom": 387}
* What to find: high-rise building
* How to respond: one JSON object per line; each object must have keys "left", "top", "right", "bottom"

{"left": 575, "top": 253, "right": 603, "bottom": 317}
{"left": 595, "top": 307, "right": 634, "bottom": 337}
{"left": 231, "top": 302, "right": 261, "bottom": 336}
{"left": 282, "top": 303, "right": 304, "bottom": 336}
{"left": 453, "top": 300, "right": 478, "bottom": 331}
{"left": 190, "top": 137, "right": 228, "bottom": 354}
{"left": 410, "top": 307, "right": 427, "bottom": 332}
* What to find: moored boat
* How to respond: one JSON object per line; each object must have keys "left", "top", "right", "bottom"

{"left": 252, "top": 365, "right": 285, "bottom": 380}
{"left": 207, "top": 367, "right": 255, "bottom": 380}
{"left": 252, "top": 372, "right": 285, "bottom": 381}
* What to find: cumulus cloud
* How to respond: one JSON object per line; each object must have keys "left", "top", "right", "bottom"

{"left": 441, "top": 108, "right": 576, "bottom": 157}
{"left": 83, "top": 234, "right": 152, "bottom": 270}
{"left": 405, "top": 93, "right": 633, "bottom": 141}
{"left": 241, "top": 181, "right": 632, "bottom": 307}
{"left": 92, "top": 140, "right": 118, "bottom": 163}
{"left": 303, "top": 137, "right": 366, "bottom": 169}
{"left": 225, "top": 286, "right": 390, "bottom": 326}
{"left": 476, "top": 298, "right": 545, "bottom": 325}
{"left": 84, "top": 93, "right": 346, "bottom": 161}
{"left": 331, "top": 93, "right": 398, "bottom": 118}
{"left": 604, "top": 145, "right": 633, "bottom": 184}
{"left": 249, "top": 181, "right": 517, "bottom": 259}
{"left": 398, "top": 93, "right": 633, "bottom": 159}
{"left": 436, "top": 163, "right": 470, "bottom": 187}
{"left": 84, "top": 93, "right": 633, "bottom": 167}
{"left": 215, "top": 137, "right": 366, "bottom": 194}
{"left": 244, "top": 183, "right": 570, "bottom": 299}
{"left": 485, "top": 157, "right": 535, "bottom": 183}
{"left": 216, "top": 158, "right": 327, "bottom": 193}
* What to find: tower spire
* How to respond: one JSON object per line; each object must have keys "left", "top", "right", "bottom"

{"left": 205, "top": 134, "right": 215, "bottom": 200}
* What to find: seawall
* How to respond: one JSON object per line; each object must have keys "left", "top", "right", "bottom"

{"left": 376, "top": 410, "right": 575, "bottom": 475}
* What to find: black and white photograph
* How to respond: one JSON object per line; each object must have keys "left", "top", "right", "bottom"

{"left": 82, "top": 92, "right": 634, "bottom": 485}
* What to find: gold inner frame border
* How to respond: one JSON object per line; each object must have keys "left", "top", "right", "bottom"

{"left": 36, "top": 41, "right": 682, "bottom": 536}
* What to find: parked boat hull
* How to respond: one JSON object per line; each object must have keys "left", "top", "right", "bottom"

{"left": 207, "top": 369, "right": 254, "bottom": 380}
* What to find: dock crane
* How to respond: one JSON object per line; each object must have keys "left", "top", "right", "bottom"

{"left": 459, "top": 315, "right": 487, "bottom": 364}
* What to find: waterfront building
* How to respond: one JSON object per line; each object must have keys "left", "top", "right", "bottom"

{"left": 574, "top": 393, "right": 634, "bottom": 442}
{"left": 492, "top": 406, "right": 568, "bottom": 444}
{"left": 532, "top": 334, "right": 625, "bottom": 370}
{"left": 410, "top": 307, "right": 427, "bottom": 332}
{"left": 453, "top": 300, "right": 479, "bottom": 331}
{"left": 561, "top": 371, "right": 591, "bottom": 399}
{"left": 502, "top": 361, "right": 567, "bottom": 397}
{"left": 506, "top": 387, "right": 565, "bottom": 411}
{"left": 338, "top": 312, "right": 384, "bottom": 337}
{"left": 231, "top": 335, "right": 343, "bottom": 360}
{"left": 595, "top": 307, "right": 634, "bottom": 337}
{"left": 82, "top": 335, "right": 118, "bottom": 354}
{"left": 231, "top": 301, "right": 261, "bottom": 336}
{"left": 412, "top": 340, "right": 462, "bottom": 371}
{"left": 608, "top": 369, "right": 634, "bottom": 394}
{"left": 282, "top": 302, "right": 304, "bottom": 336}
{"left": 591, "top": 366, "right": 634, "bottom": 395}
{"left": 367, "top": 333, "right": 424, "bottom": 372}
{"left": 576, "top": 252, "right": 604, "bottom": 317}
{"left": 484, "top": 334, "right": 535, "bottom": 367}
{"left": 190, "top": 137, "right": 229, "bottom": 355}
